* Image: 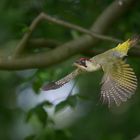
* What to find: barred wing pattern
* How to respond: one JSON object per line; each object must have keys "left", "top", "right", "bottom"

{"left": 101, "top": 60, "right": 137, "bottom": 107}
{"left": 42, "top": 69, "right": 81, "bottom": 91}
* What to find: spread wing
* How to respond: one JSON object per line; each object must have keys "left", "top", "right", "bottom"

{"left": 100, "top": 60, "right": 137, "bottom": 107}
{"left": 42, "top": 69, "right": 81, "bottom": 91}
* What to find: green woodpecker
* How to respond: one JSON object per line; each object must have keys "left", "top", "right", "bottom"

{"left": 42, "top": 36, "right": 139, "bottom": 107}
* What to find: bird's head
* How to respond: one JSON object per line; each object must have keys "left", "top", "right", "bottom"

{"left": 73, "top": 57, "right": 100, "bottom": 72}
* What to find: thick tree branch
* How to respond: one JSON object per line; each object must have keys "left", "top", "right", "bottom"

{"left": 29, "top": 38, "right": 61, "bottom": 49}
{"left": 0, "top": 0, "right": 137, "bottom": 70}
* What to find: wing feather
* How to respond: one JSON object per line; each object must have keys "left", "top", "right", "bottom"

{"left": 100, "top": 60, "right": 137, "bottom": 107}
{"left": 42, "top": 69, "right": 81, "bottom": 91}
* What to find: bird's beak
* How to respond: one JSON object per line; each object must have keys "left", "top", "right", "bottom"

{"left": 73, "top": 61, "right": 87, "bottom": 71}
{"left": 73, "top": 59, "right": 82, "bottom": 67}
{"left": 73, "top": 62, "right": 80, "bottom": 67}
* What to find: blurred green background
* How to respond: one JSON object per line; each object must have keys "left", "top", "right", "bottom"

{"left": 0, "top": 0, "right": 140, "bottom": 140}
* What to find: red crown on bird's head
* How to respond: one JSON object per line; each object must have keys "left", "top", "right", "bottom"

{"left": 79, "top": 57, "right": 91, "bottom": 62}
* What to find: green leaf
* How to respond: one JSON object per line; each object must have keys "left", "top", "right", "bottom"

{"left": 22, "top": 26, "right": 30, "bottom": 33}
{"left": 26, "top": 109, "right": 34, "bottom": 122}
{"left": 55, "top": 100, "right": 68, "bottom": 113}
{"left": 70, "top": 30, "right": 80, "bottom": 39}
{"left": 26, "top": 101, "right": 50, "bottom": 127}
{"left": 37, "top": 70, "right": 50, "bottom": 80}
{"left": 55, "top": 95, "right": 78, "bottom": 113}
{"left": 54, "top": 129, "right": 72, "bottom": 140}
{"left": 34, "top": 106, "right": 48, "bottom": 127}
{"left": 67, "top": 95, "right": 77, "bottom": 108}
{"left": 24, "top": 135, "right": 36, "bottom": 140}
{"left": 39, "top": 101, "right": 53, "bottom": 107}
{"left": 32, "top": 78, "right": 42, "bottom": 94}
{"left": 77, "top": 94, "right": 90, "bottom": 100}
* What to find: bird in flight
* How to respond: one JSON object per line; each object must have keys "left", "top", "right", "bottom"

{"left": 42, "top": 36, "right": 139, "bottom": 107}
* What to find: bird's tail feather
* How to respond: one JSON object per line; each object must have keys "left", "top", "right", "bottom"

{"left": 129, "top": 34, "right": 140, "bottom": 47}
{"left": 114, "top": 35, "right": 139, "bottom": 56}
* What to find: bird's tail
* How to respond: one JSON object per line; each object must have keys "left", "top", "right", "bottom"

{"left": 114, "top": 35, "right": 139, "bottom": 55}
{"left": 129, "top": 35, "right": 140, "bottom": 47}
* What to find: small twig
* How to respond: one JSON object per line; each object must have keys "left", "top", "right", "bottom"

{"left": 41, "top": 13, "right": 122, "bottom": 43}
{"left": 13, "top": 13, "right": 45, "bottom": 58}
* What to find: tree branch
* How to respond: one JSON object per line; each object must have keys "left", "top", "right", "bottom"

{"left": 0, "top": 0, "right": 137, "bottom": 70}
{"left": 41, "top": 13, "right": 121, "bottom": 43}
{"left": 13, "top": 13, "right": 45, "bottom": 58}
{"left": 29, "top": 38, "right": 61, "bottom": 49}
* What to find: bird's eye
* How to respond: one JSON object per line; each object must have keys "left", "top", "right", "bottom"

{"left": 80, "top": 60, "right": 87, "bottom": 67}
{"left": 81, "top": 60, "right": 85, "bottom": 63}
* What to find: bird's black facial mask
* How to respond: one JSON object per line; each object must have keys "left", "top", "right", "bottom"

{"left": 74, "top": 58, "right": 90, "bottom": 67}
